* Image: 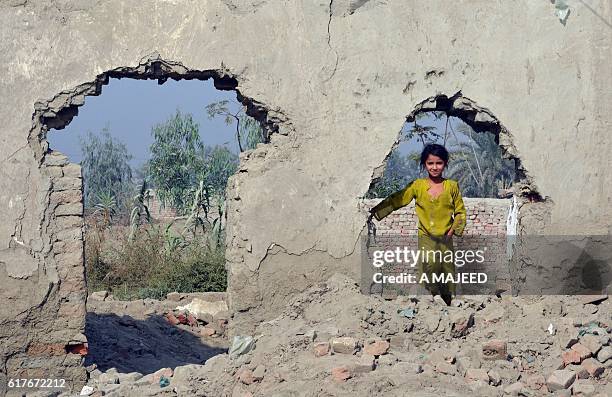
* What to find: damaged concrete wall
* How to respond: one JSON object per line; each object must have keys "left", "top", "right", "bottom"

{"left": 0, "top": 0, "right": 610, "bottom": 390}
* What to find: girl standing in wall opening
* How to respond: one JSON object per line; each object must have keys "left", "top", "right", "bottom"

{"left": 368, "top": 143, "right": 467, "bottom": 306}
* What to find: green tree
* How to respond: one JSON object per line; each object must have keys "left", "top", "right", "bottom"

{"left": 79, "top": 128, "right": 133, "bottom": 210}
{"left": 367, "top": 150, "right": 420, "bottom": 198}
{"left": 148, "top": 110, "right": 204, "bottom": 214}
{"left": 205, "top": 100, "right": 266, "bottom": 152}
{"left": 446, "top": 126, "right": 515, "bottom": 198}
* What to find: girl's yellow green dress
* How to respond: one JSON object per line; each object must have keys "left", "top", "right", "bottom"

{"left": 371, "top": 178, "right": 467, "bottom": 296}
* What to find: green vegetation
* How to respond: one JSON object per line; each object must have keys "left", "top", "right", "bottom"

{"left": 79, "top": 101, "right": 266, "bottom": 300}
{"left": 368, "top": 113, "right": 515, "bottom": 198}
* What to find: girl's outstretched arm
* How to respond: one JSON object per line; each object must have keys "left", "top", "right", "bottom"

{"left": 370, "top": 180, "right": 417, "bottom": 221}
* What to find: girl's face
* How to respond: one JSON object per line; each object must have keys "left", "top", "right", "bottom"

{"left": 424, "top": 154, "right": 446, "bottom": 178}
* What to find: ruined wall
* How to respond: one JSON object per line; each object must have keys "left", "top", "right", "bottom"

{"left": 0, "top": 0, "right": 610, "bottom": 391}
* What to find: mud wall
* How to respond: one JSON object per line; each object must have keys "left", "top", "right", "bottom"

{"left": 0, "top": 0, "right": 610, "bottom": 390}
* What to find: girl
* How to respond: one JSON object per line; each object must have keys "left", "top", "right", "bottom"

{"left": 369, "top": 143, "right": 466, "bottom": 305}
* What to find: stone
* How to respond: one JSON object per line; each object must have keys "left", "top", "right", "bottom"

{"left": 580, "top": 334, "right": 603, "bottom": 355}
{"left": 571, "top": 343, "right": 592, "bottom": 361}
{"left": 331, "top": 337, "right": 358, "bottom": 354}
{"left": 352, "top": 355, "right": 375, "bottom": 374}
{"left": 450, "top": 311, "right": 474, "bottom": 337}
{"left": 165, "top": 313, "right": 180, "bottom": 326}
{"left": 175, "top": 299, "right": 228, "bottom": 323}
{"left": 117, "top": 372, "right": 143, "bottom": 383}
{"left": 596, "top": 346, "right": 612, "bottom": 363}
{"left": 465, "top": 368, "right": 489, "bottom": 383}
{"left": 504, "top": 382, "right": 524, "bottom": 395}
{"left": 90, "top": 291, "right": 108, "bottom": 301}
{"left": 482, "top": 340, "right": 507, "bottom": 360}
{"left": 562, "top": 349, "right": 582, "bottom": 365}
{"left": 98, "top": 372, "right": 119, "bottom": 385}
{"left": 546, "top": 370, "right": 576, "bottom": 391}
{"left": 252, "top": 365, "right": 265, "bottom": 381}
{"left": 331, "top": 366, "right": 351, "bottom": 382}
{"left": 572, "top": 379, "right": 596, "bottom": 396}
{"left": 553, "top": 390, "right": 571, "bottom": 397}
{"left": 433, "top": 361, "right": 455, "bottom": 375}
{"left": 566, "top": 364, "right": 589, "bottom": 379}
{"left": 363, "top": 340, "right": 390, "bottom": 356}
{"left": 580, "top": 358, "right": 604, "bottom": 378}
{"left": 487, "top": 369, "right": 501, "bottom": 386}
{"left": 201, "top": 325, "right": 215, "bottom": 337}
{"left": 150, "top": 368, "right": 173, "bottom": 384}
{"left": 314, "top": 342, "right": 330, "bottom": 357}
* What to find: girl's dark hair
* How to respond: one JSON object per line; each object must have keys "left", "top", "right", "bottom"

{"left": 420, "top": 143, "right": 449, "bottom": 167}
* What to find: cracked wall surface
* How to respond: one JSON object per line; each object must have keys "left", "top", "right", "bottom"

{"left": 0, "top": 0, "right": 611, "bottom": 390}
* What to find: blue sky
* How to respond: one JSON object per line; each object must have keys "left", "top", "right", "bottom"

{"left": 48, "top": 78, "right": 469, "bottom": 168}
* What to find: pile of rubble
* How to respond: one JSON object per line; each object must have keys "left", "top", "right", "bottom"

{"left": 79, "top": 275, "right": 610, "bottom": 396}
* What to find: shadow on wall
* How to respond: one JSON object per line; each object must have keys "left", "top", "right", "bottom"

{"left": 84, "top": 313, "right": 227, "bottom": 374}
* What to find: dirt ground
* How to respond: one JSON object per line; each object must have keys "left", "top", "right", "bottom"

{"left": 70, "top": 274, "right": 610, "bottom": 396}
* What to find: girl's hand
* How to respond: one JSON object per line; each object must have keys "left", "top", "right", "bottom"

{"left": 446, "top": 229, "right": 454, "bottom": 237}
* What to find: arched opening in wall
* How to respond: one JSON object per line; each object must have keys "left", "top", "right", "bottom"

{"left": 30, "top": 58, "right": 275, "bottom": 379}
{"left": 363, "top": 93, "right": 543, "bottom": 298}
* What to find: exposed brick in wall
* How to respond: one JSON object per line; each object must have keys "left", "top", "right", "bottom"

{"left": 361, "top": 197, "right": 512, "bottom": 295}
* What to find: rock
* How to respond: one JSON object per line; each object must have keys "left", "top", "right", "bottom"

{"left": 504, "top": 381, "right": 524, "bottom": 395}
{"left": 433, "top": 361, "right": 455, "bottom": 375}
{"left": 377, "top": 354, "right": 398, "bottom": 367}
{"left": 596, "top": 346, "right": 612, "bottom": 363}
{"left": 229, "top": 336, "right": 256, "bottom": 359}
{"left": 331, "top": 337, "right": 359, "bottom": 354}
{"left": 553, "top": 390, "right": 571, "bottom": 397}
{"left": 562, "top": 349, "right": 582, "bottom": 365}
{"left": 331, "top": 366, "right": 351, "bottom": 382}
{"left": 150, "top": 368, "right": 173, "bottom": 384}
{"left": 117, "top": 372, "right": 142, "bottom": 383}
{"left": 165, "top": 312, "right": 180, "bottom": 326}
{"left": 566, "top": 364, "right": 589, "bottom": 379}
{"left": 450, "top": 311, "right": 475, "bottom": 337}
{"left": 465, "top": 368, "right": 489, "bottom": 383}
{"left": 424, "top": 313, "right": 441, "bottom": 332}
{"left": 456, "top": 356, "right": 477, "bottom": 376}
{"left": 176, "top": 299, "right": 229, "bottom": 323}
{"left": 487, "top": 369, "right": 501, "bottom": 386}
{"left": 363, "top": 340, "right": 390, "bottom": 356}
{"left": 580, "top": 334, "right": 603, "bottom": 355}
{"left": 98, "top": 372, "right": 119, "bottom": 385}
{"left": 482, "top": 340, "right": 507, "bottom": 360}
{"left": 546, "top": 370, "right": 576, "bottom": 391}
{"left": 572, "top": 379, "right": 596, "bottom": 396}
{"left": 90, "top": 291, "right": 108, "bottom": 301}
{"left": 252, "top": 365, "right": 265, "bottom": 381}
{"left": 565, "top": 336, "right": 579, "bottom": 349}
{"left": 571, "top": 343, "right": 592, "bottom": 361}
{"left": 352, "top": 355, "right": 375, "bottom": 373}
{"left": 79, "top": 385, "right": 94, "bottom": 396}
{"left": 201, "top": 326, "right": 216, "bottom": 337}
{"left": 314, "top": 342, "right": 330, "bottom": 357}
{"left": 580, "top": 358, "right": 604, "bottom": 378}
{"left": 522, "top": 374, "right": 545, "bottom": 390}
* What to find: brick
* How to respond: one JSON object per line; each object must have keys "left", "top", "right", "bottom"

{"left": 331, "top": 337, "right": 358, "bottom": 354}
{"left": 482, "top": 339, "right": 507, "bottom": 360}
{"left": 523, "top": 374, "right": 545, "bottom": 390}
{"left": 331, "top": 366, "right": 351, "bottom": 382}
{"left": 562, "top": 349, "right": 582, "bottom": 365}
{"left": 580, "top": 358, "right": 604, "bottom": 378}
{"left": 363, "top": 340, "right": 390, "bottom": 356}
{"left": 571, "top": 343, "right": 592, "bottom": 361}
{"left": 580, "top": 334, "right": 603, "bottom": 356}
{"left": 27, "top": 343, "right": 66, "bottom": 356}
{"left": 547, "top": 370, "right": 576, "bottom": 391}
{"left": 572, "top": 379, "right": 596, "bottom": 396}
{"left": 314, "top": 342, "right": 330, "bottom": 357}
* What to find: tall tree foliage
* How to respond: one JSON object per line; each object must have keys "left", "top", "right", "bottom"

{"left": 205, "top": 100, "right": 266, "bottom": 152}
{"left": 367, "top": 151, "right": 420, "bottom": 198}
{"left": 79, "top": 128, "right": 133, "bottom": 210}
{"left": 148, "top": 110, "right": 204, "bottom": 214}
